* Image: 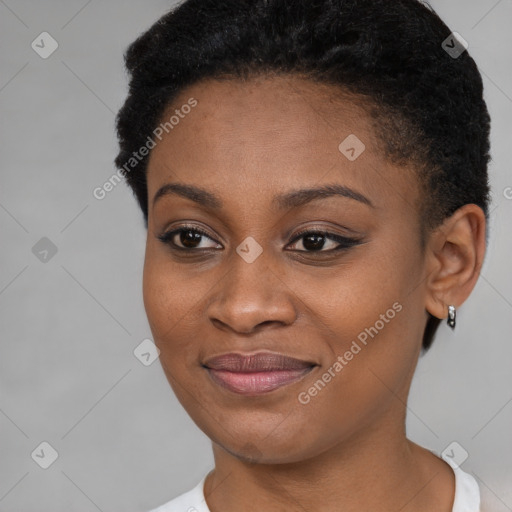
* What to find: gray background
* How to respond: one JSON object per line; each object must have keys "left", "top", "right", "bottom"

{"left": 0, "top": 1, "right": 511, "bottom": 511}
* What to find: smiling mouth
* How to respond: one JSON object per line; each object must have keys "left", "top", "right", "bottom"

{"left": 203, "top": 352, "right": 317, "bottom": 395}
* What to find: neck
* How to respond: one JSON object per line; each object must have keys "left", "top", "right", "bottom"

{"left": 203, "top": 404, "right": 451, "bottom": 512}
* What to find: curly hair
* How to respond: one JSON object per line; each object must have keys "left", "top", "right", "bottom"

{"left": 114, "top": 0, "right": 491, "bottom": 352}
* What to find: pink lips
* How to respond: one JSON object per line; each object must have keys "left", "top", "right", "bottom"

{"left": 203, "top": 352, "right": 316, "bottom": 395}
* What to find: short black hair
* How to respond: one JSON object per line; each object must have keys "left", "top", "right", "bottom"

{"left": 114, "top": 0, "right": 491, "bottom": 353}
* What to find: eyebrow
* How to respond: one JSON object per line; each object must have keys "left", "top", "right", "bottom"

{"left": 152, "top": 182, "right": 374, "bottom": 210}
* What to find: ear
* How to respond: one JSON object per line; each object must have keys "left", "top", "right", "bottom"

{"left": 424, "top": 204, "right": 487, "bottom": 321}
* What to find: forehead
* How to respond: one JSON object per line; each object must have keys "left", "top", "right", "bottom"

{"left": 146, "top": 74, "right": 419, "bottom": 213}
{"left": 151, "top": 74, "right": 379, "bottom": 161}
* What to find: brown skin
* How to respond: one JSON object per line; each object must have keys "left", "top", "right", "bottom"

{"left": 143, "top": 75, "right": 486, "bottom": 512}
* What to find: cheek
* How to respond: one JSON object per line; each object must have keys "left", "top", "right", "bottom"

{"left": 142, "top": 239, "right": 206, "bottom": 329}
{"left": 142, "top": 245, "right": 226, "bottom": 379}
{"left": 142, "top": 252, "right": 199, "bottom": 357}
{"left": 298, "top": 240, "right": 424, "bottom": 401}
{"left": 142, "top": 253, "right": 212, "bottom": 405}
{"left": 299, "top": 239, "right": 421, "bottom": 350}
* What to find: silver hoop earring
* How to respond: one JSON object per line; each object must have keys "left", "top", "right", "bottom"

{"left": 447, "top": 305, "right": 456, "bottom": 329}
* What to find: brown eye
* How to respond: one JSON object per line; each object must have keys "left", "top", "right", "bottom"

{"left": 157, "top": 227, "right": 221, "bottom": 250}
{"left": 287, "top": 230, "right": 362, "bottom": 253}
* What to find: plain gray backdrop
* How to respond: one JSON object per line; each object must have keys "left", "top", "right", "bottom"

{"left": 1, "top": 0, "right": 511, "bottom": 510}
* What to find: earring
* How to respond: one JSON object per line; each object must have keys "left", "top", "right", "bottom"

{"left": 447, "top": 305, "right": 456, "bottom": 329}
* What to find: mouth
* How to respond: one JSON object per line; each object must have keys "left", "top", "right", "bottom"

{"left": 203, "top": 351, "right": 317, "bottom": 395}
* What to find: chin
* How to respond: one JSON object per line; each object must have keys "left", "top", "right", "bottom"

{"left": 205, "top": 416, "right": 324, "bottom": 465}
{"left": 220, "top": 440, "right": 306, "bottom": 465}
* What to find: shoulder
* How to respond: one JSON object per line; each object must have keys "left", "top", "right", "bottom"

{"left": 146, "top": 475, "right": 210, "bottom": 512}
{"left": 442, "top": 455, "right": 481, "bottom": 512}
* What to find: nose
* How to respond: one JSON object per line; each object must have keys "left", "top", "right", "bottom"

{"left": 206, "top": 251, "right": 297, "bottom": 335}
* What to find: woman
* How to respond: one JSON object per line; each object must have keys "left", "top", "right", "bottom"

{"left": 115, "top": 0, "right": 490, "bottom": 510}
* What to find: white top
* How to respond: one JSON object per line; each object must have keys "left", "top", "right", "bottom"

{"left": 147, "top": 455, "right": 480, "bottom": 512}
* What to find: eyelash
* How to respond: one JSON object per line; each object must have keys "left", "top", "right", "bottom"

{"left": 157, "top": 225, "right": 362, "bottom": 254}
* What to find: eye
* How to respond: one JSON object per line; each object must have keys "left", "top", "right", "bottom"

{"left": 157, "top": 225, "right": 363, "bottom": 254}
{"left": 157, "top": 226, "right": 222, "bottom": 250}
{"left": 286, "top": 229, "right": 362, "bottom": 252}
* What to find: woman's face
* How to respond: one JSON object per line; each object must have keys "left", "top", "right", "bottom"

{"left": 143, "top": 75, "right": 430, "bottom": 463}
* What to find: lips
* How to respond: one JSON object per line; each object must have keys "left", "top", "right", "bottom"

{"left": 203, "top": 352, "right": 316, "bottom": 395}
